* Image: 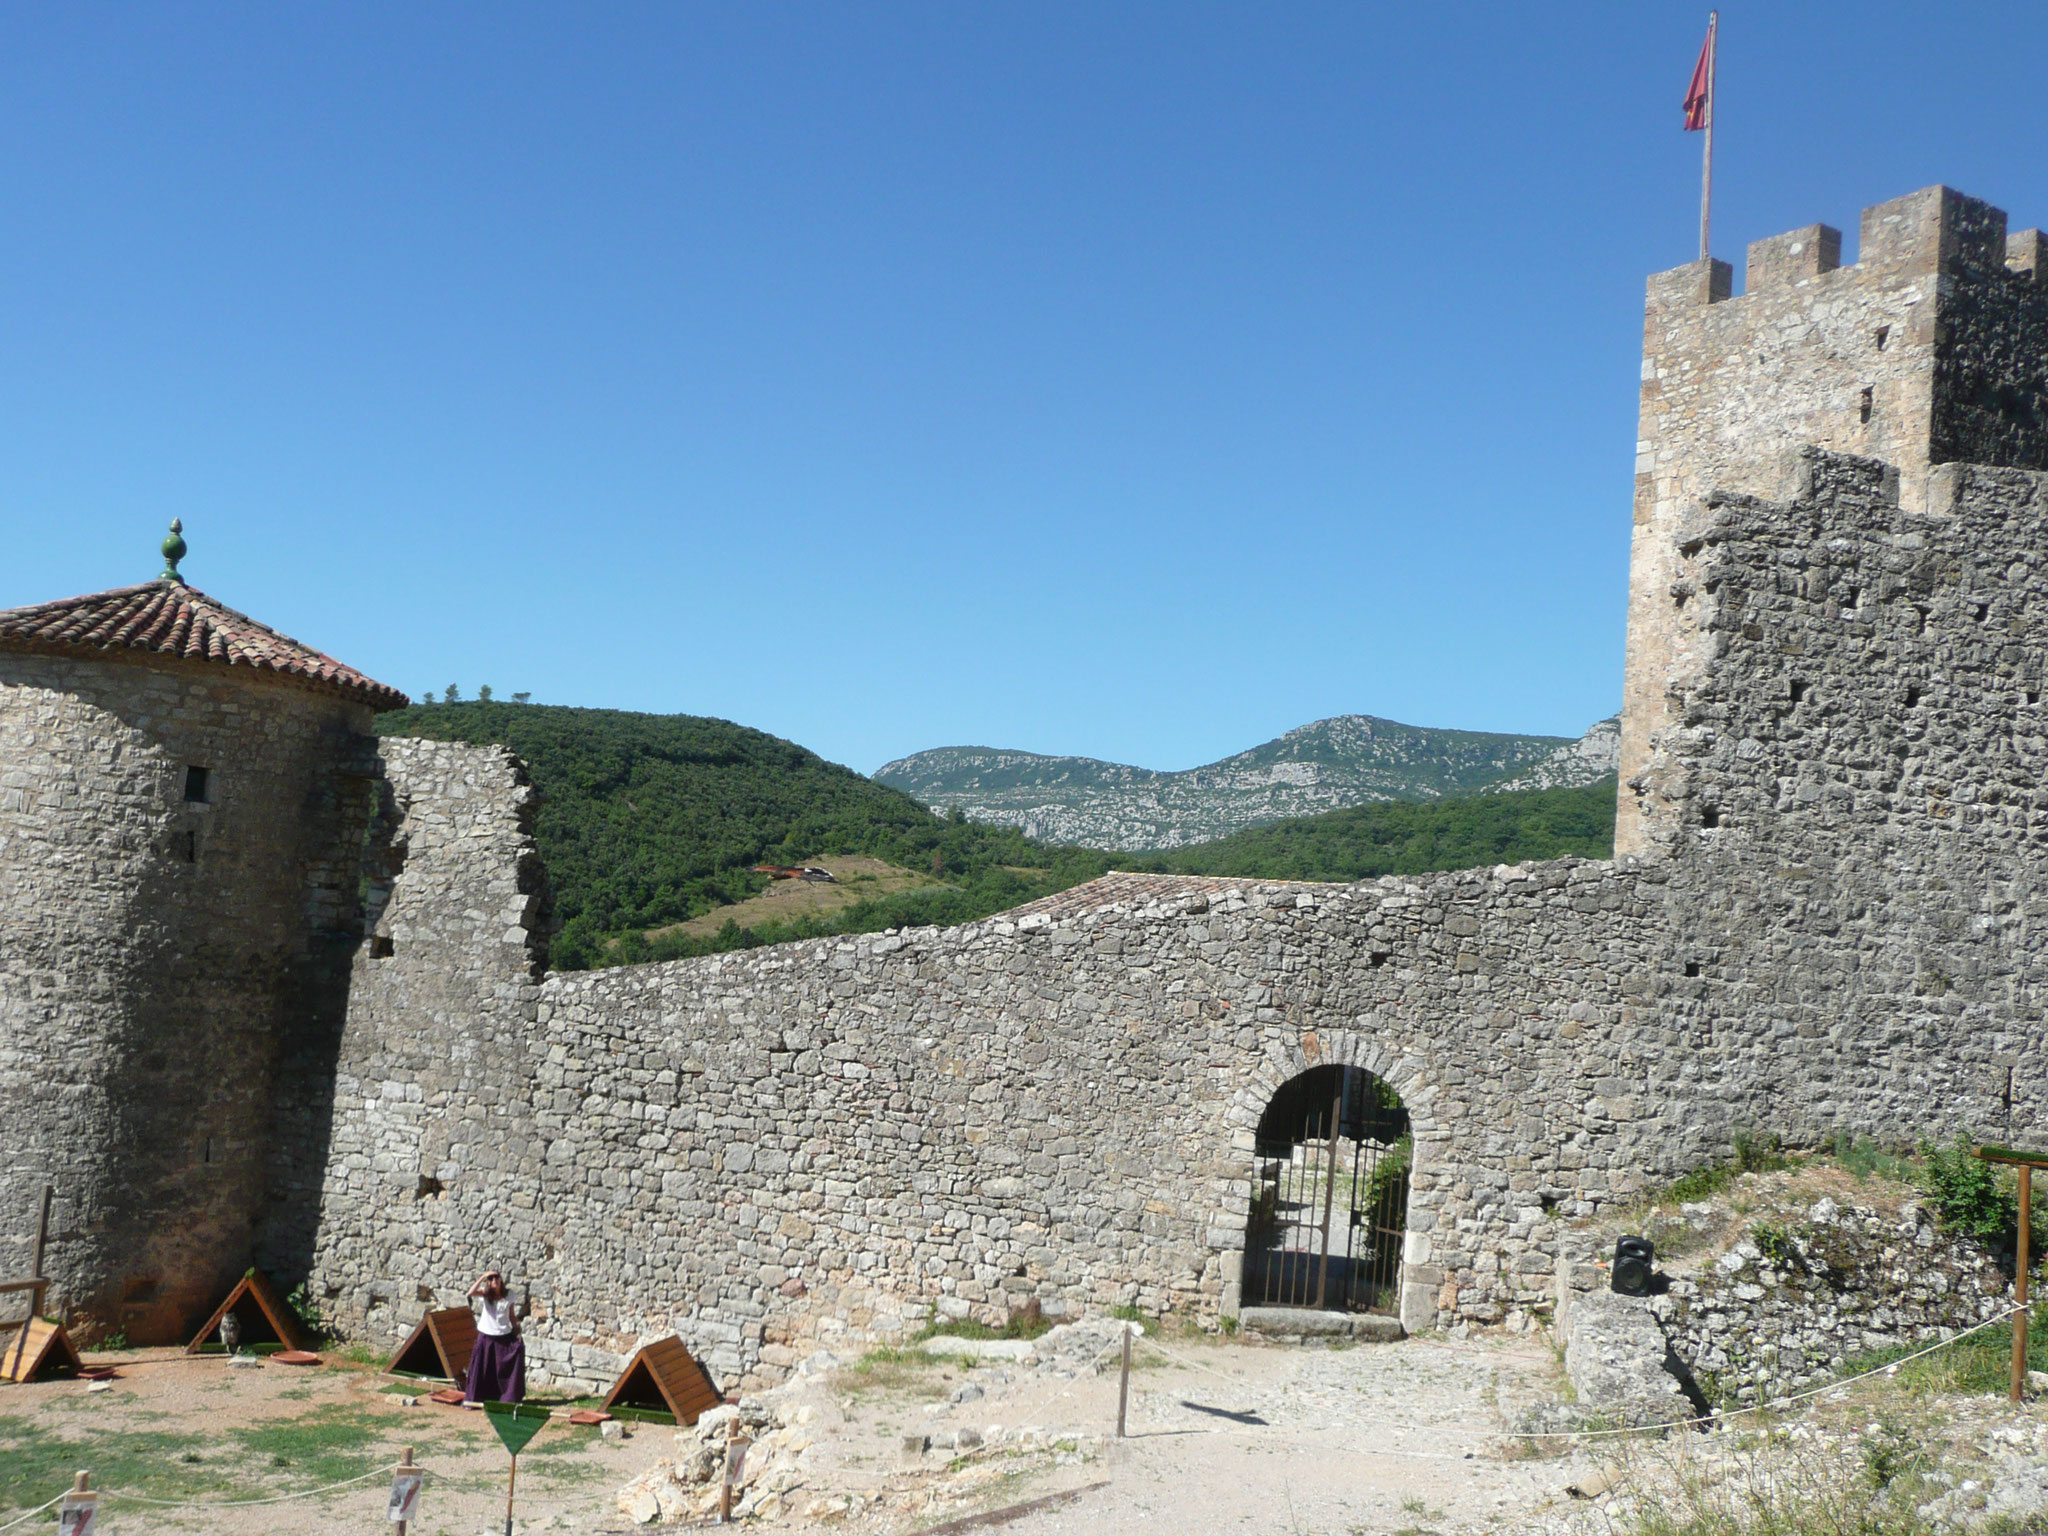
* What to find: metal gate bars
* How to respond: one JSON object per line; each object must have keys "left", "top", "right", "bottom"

{"left": 1243, "top": 1065, "right": 1409, "bottom": 1314}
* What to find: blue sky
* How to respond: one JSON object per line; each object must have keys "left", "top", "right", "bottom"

{"left": 5, "top": 3, "right": 2046, "bottom": 774}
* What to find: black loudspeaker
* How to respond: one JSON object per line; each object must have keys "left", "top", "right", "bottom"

{"left": 1612, "top": 1235, "right": 1655, "bottom": 1296}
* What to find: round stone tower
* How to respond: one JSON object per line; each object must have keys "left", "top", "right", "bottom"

{"left": 0, "top": 525, "right": 409, "bottom": 1342}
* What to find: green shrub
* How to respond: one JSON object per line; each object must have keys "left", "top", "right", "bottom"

{"left": 1919, "top": 1137, "right": 2013, "bottom": 1242}
{"left": 284, "top": 1282, "right": 327, "bottom": 1343}
{"left": 1661, "top": 1163, "right": 1738, "bottom": 1204}
{"left": 1749, "top": 1222, "right": 1796, "bottom": 1267}
{"left": 1831, "top": 1131, "right": 1914, "bottom": 1183}
{"left": 1731, "top": 1127, "right": 1789, "bottom": 1174}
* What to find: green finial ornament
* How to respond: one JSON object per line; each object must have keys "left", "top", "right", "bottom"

{"left": 160, "top": 518, "right": 187, "bottom": 583}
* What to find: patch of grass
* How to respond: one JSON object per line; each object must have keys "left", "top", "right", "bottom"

{"left": 229, "top": 1403, "right": 386, "bottom": 1487}
{"left": 1605, "top": 1417, "right": 1993, "bottom": 1536}
{"left": 0, "top": 1414, "right": 246, "bottom": 1511}
{"left": 1731, "top": 1127, "right": 1792, "bottom": 1175}
{"left": 1831, "top": 1132, "right": 1915, "bottom": 1184}
{"left": 1651, "top": 1164, "right": 1739, "bottom": 1208}
{"left": 842, "top": 1346, "right": 949, "bottom": 1398}
{"left": 1836, "top": 1301, "right": 2048, "bottom": 1397}
{"left": 328, "top": 1342, "right": 387, "bottom": 1368}
{"left": 914, "top": 1310, "right": 1050, "bottom": 1343}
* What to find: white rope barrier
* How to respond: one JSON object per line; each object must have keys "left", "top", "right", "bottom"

{"left": 1113, "top": 1305, "right": 2035, "bottom": 1448}
{"left": 1503, "top": 1301, "right": 2033, "bottom": 1443}
{"left": 0, "top": 1493, "right": 66, "bottom": 1533}
{"left": 96, "top": 1463, "right": 392, "bottom": 1507}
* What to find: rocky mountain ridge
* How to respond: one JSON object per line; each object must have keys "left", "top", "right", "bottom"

{"left": 875, "top": 714, "right": 1619, "bottom": 850}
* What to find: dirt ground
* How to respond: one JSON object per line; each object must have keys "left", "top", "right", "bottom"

{"left": 11, "top": 1324, "right": 2039, "bottom": 1535}
{"left": 0, "top": 1332, "right": 1603, "bottom": 1535}
{"left": 0, "top": 1346, "right": 669, "bottom": 1534}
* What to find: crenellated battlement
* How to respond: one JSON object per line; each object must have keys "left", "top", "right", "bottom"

{"left": 1655, "top": 187, "right": 2041, "bottom": 315}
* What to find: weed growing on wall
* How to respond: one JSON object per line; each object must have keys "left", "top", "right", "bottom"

{"left": 1917, "top": 1136, "right": 2048, "bottom": 1252}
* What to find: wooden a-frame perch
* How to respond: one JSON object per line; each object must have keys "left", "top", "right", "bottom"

{"left": 384, "top": 1305, "right": 478, "bottom": 1384}
{"left": 602, "top": 1335, "right": 722, "bottom": 1425}
{"left": 0, "top": 1317, "right": 82, "bottom": 1383}
{"left": 185, "top": 1269, "right": 310, "bottom": 1355}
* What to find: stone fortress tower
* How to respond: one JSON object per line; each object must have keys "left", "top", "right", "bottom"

{"left": 1621, "top": 186, "right": 2048, "bottom": 853}
{"left": 4, "top": 184, "right": 2048, "bottom": 1378}
{"left": 0, "top": 524, "right": 408, "bottom": 1341}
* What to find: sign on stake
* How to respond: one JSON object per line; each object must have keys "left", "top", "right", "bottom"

{"left": 57, "top": 1471, "right": 96, "bottom": 1536}
{"left": 388, "top": 1445, "right": 422, "bottom": 1530}
{"left": 483, "top": 1402, "right": 549, "bottom": 1535}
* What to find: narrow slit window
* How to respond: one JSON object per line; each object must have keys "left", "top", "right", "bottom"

{"left": 1874, "top": 325, "right": 1890, "bottom": 351}
{"left": 1859, "top": 387, "right": 1874, "bottom": 424}
{"left": 1700, "top": 804, "right": 1721, "bottom": 829}
{"left": 369, "top": 935, "right": 396, "bottom": 959}
{"left": 183, "top": 765, "right": 210, "bottom": 803}
{"left": 184, "top": 830, "right": 197, "bottom": 864}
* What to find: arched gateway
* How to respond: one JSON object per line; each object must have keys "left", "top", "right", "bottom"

{"left": 1241, "top": 1065, "right": 1410, "bottom": 1316}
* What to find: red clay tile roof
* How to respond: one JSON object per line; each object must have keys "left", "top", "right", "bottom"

{"left": 0, "top": 579, "right": 410, "bottom": 713}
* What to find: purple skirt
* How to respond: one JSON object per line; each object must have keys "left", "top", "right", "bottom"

{"left": 464, "top": 1331, "right": 526, "bottom": 1404}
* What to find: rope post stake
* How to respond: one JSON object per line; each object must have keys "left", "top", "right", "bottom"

{"left": 2017, "top": 1162, "right": 2033, "bottom": 1405}
{"left": 58, "top": 1471, "right": 94, "bottom": 1536}
{"left": 1976, "top": 1144, "right": 2046, "bottom": 1404}
{"left": 388, "top": 1445, "right": 421, "bottom": 1534}
{"left": 1116, "top": 1322, "right": 1134, "bottom": 1439}
{"left": 719, "top": 1413, "right": 746, "bottom": 1523}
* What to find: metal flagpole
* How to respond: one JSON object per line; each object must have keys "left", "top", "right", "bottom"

{"left": 1699, "top": 11, "right": 1718, "bottom": 261}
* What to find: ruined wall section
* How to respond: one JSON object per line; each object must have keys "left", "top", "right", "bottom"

{"left": 273, "top": 737, "right": 551, "bottom": 1344}
{"left": 295, "top": 859, "right": 1683, "bottom": 1391}
{"left": 0, "top": 650, "right": 376, "bottom": 1341}
{"left": 1639, "top": 449, "right": 2048, "bottom": 1148}
{"left": 1621, "top": 186, "right": 2048, "bottom": 853}
{"left": 290, "top": 451, "right": 2048, "bottom": 1390}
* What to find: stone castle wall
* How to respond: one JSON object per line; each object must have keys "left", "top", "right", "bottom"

{"left": 1619, "top": 186, "right": 2048, "bottom": 854}
{"left": 255, "top": 737, "right": 551, "bottom": 1346}
{"left": 12, "top": 186, "right": 2048, "bottom": 1391}
{"left": 279, "top": 449, "right": 2048, "bottom": 1392}
{"left": 0, "top": 650, "right": 376, "bottom": 1341}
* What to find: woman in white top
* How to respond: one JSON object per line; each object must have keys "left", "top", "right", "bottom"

{"left": 462, "top": 1269, "right": 526, "bottom": 1405}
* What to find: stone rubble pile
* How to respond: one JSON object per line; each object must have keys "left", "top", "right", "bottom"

{"left": 614, "top": 1330, "right": 1115, "bottom": 1526}
{"left": 1025, "top": 1318, "right": 1128, "bottom": 1379}
{"left": 615, "top": 1394, "right": 819, "bottom": 1525}
{"left": 1650, "top": 1197, "right": 2010, "bottom": 1404}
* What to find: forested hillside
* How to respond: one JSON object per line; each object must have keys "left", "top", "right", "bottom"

{"left": 1146, "top": 780, "right": 1616, "bottom": 880}
{"left": 379, "top": 702, "right": 1616, "bottom": 970}
{"left": 376, "top": 702, "right": 1112, "bottom": 969}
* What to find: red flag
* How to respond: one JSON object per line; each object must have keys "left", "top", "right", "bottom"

{"left": 1683, "top": 25, "right": 1713, "bottom": 131}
